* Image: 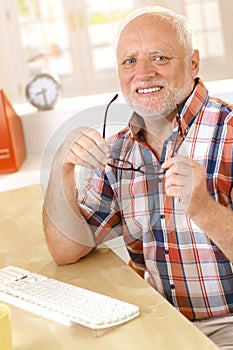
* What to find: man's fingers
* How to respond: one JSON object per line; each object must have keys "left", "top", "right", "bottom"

{"left": 162, "top": 156, "right": 195, "bottom": 198}
{"left": 162, "top": 155, "right": 194, "bottom": 173}
{"left": 63, "top": 127, "right": 111, "bottom": 168}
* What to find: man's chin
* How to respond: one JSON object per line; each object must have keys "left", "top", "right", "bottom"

{"left": 129, "top": 102, "right": 174, "bottom": 120}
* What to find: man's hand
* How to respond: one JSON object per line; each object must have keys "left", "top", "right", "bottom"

{"left": 57, "top": 127, "right": 111, "bottom": 169}
{"left": 162, "top": 156, "right": 210, "bottom": 218}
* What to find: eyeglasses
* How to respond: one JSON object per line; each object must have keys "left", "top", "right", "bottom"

{"left": 103, "top": 95, "right": 184, "bottom": 175}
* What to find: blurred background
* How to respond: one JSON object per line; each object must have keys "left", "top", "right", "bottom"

{"left": 0, "top": 0, "right": 232, "bottom": 103}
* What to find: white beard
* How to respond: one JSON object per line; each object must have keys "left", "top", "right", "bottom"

{"left": 125, "top": 75, "right": 193, "bottom": 120}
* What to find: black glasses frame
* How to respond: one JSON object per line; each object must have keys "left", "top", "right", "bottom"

{"left": 103, "top": 95, "right": 185, "bottom": 175}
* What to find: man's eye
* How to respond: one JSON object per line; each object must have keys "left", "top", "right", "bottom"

{"left": 123, "top": 58, "right": 135, "bottom": 66}
{"left": 154, "top": 56, "right": 169, "bottom": 63}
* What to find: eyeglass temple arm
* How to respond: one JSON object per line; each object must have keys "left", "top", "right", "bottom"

{"left": 171, "top": 104, "right": 183, "bottom": 158}
{"left": 102, "top": 93, "right": 118, "bottom": 139}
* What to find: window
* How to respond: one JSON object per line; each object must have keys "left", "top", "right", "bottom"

{"left": 0, "top": 0, "right": 232, "bottom": 103}
{"left": 184, "top": 0, "right": 225, "bottom": 59}
{"left": 17, "top": 0, "right": 72, "bottom": 77}
{"left": 16, "top": 0, "right": 134, "bottom": 98}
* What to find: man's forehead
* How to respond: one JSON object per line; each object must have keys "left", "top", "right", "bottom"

{"left": 117, "top": 15, "right": 179, "bottom": 46}
{"left": 121, "top": 13, "right": 174, "bottom": 33}
{"left": 117, "top": 47, "right": 175, "bottom": 59}
{"left": 117, "top": 24, "right": 181, "bottom": 58}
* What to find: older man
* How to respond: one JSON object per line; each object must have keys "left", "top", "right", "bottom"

{"left": 43, "top": 7, "right": 233, "bottom": 349}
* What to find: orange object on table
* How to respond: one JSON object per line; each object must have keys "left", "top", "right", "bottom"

{"left": 0, "top": 90, "right": 26, "bottom": 174}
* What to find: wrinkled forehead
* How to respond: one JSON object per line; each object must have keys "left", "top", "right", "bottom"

{"left": 119, "top": 13, "right": 173, "bottom": 35}
{"left": 116, "top": 14, "right": 181, "bottom": 53}
{"left": 115, "top": 7, "right": 193, "bottom": 56}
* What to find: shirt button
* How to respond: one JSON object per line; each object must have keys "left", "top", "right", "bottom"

{"left": 164, "top": 249, "right": 169, "bottom": 255}
{"left": 170, "top": 284, "right": 175, "bottom": 290}
{"left": 160, "top": 214, "right": 165, "bottom": 219}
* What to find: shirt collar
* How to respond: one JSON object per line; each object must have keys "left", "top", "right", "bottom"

{"left": 176, "top": 77, "right": 209, "bottom": 134}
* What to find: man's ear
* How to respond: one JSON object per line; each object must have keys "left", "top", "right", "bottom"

{"left": 191, "top": 49, "right": 200, "bottom": 78}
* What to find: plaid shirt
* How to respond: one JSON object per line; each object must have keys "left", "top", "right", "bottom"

{"left": 78, "top": 78, "right": 233, "bottom": 321}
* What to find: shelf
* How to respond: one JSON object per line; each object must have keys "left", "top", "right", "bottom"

{"left": 0, "top": 153, "right": 41, "bottom": 192}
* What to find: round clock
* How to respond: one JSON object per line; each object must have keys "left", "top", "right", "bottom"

{"left": 25, "top": 73, "right": 61, "bottom": 110}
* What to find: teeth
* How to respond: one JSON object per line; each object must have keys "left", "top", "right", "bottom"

{"left": 137, "top": 87, "right": 162, "bottom": 94}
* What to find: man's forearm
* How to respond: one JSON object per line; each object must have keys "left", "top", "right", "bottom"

{"left": 191, "top": 196, "right": 233, "bottom": 262}
{"left": 43, "top": 160, "right": 95, "bottom": 265}
{"left": 42, "top": 207, "right": 93, "bottom": 265}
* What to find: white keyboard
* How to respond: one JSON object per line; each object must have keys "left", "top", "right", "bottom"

{"left": 0, "top": 266, "right": 140, "bottom": 330}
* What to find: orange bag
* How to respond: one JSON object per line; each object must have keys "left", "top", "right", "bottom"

{"left": 0, "top": 90, "right": 27, "bottom": 173}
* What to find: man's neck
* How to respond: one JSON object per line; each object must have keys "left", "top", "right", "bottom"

{"left": 142, "top": 116, "right": 174, "bottom": 159}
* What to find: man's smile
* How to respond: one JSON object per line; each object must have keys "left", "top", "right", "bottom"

{"left": 136, "top": 86, "right": 163, "bottom": 94}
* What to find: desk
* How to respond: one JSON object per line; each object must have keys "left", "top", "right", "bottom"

{"left": 0, "top": 185, "right": 219, "bottom": 350}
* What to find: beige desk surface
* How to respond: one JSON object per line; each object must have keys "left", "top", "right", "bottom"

{"left": 0, "top": 185, "right": 219, "bottom": 350}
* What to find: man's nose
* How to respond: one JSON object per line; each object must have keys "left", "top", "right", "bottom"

{"left": 136, "top": 59, "right": 157, "bottom": 78}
